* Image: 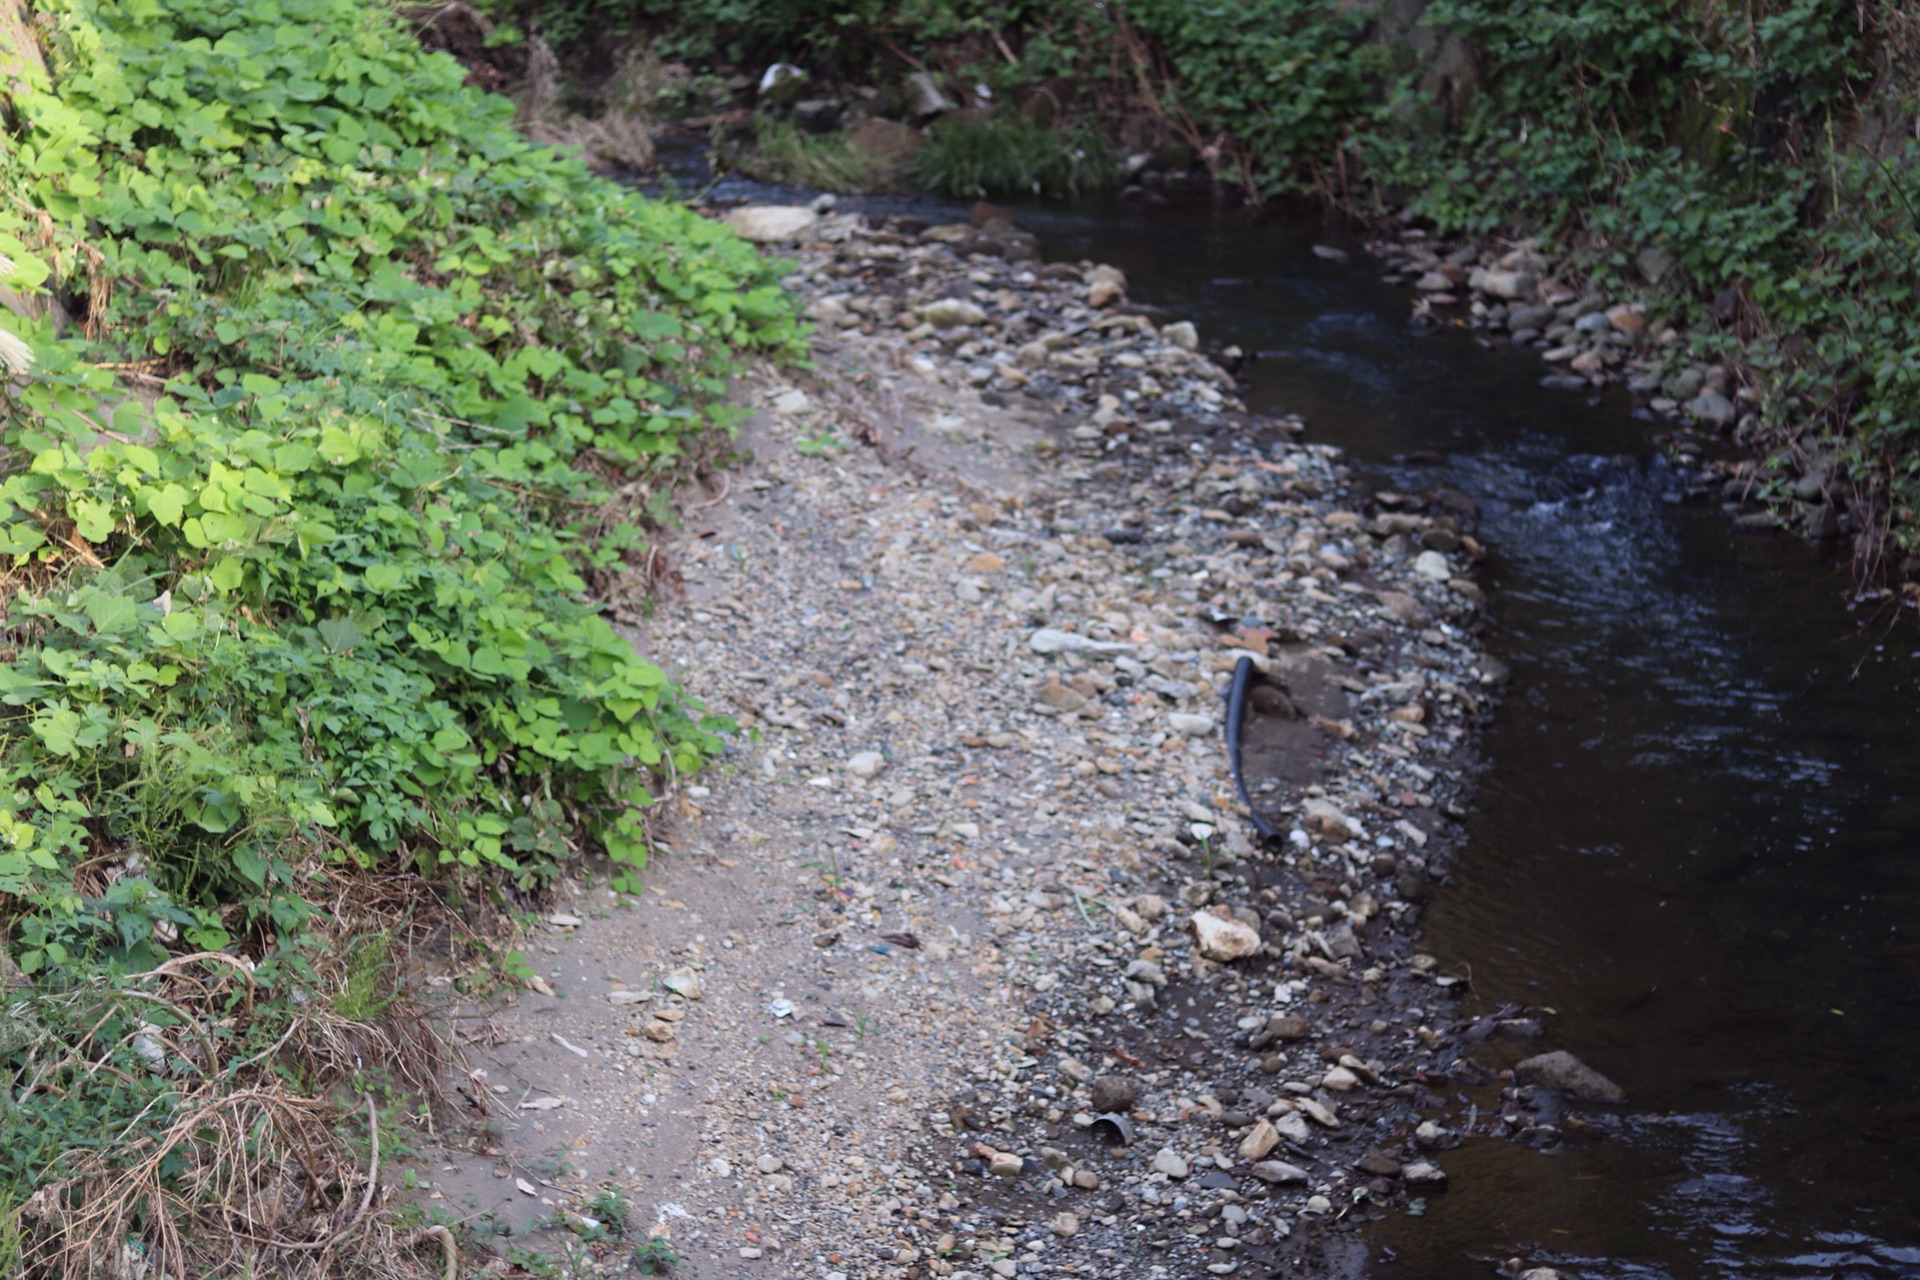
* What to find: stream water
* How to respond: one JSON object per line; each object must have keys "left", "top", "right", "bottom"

{"left": 1006, "top": 200, "right": 1920, "bottom": 1280}
{"left": 667, "top": 158, "right": 1920, "bottom": 1278}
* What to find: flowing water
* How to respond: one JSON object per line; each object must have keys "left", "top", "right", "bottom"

{"left": 666, "top": 156, "right": 1920, "bottom": 1277}
{"left": 1006, "top": 200, "right": 1920, "bottom": 1280}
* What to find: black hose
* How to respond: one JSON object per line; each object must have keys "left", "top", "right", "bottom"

{"left": 1225, "top": 655, "right": 1281, "bottom": 842}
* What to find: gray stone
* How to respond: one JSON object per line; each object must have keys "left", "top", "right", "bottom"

{"left": 1090, "top": 1074, "right": 1138, "bottom": 1113}
{"left": 1514, "top": 1050, "right": 1627, "bottom": 1103}
{"left": 1480, "top": 269, "right": 1537, "bottom": 300}
{"left": 1029, "top": 627, "right": 1131, "bottom": 656}
{"left": 1687, "top": 392, "right": 1737, "bottom": 426}
{"left": 846, "top": 750, "right": 886, "bottom": 779}
{"left": 902, "top": 70, "right": 954, "bottom": 119}
{"left": 1251, "top": 1160, "right": 1310, "bottom": 1184}
{"left": 1150, "top": 1148, "right": 1190, "bottom": 1179}
{"left": 1402, "top": 1160, "right": 1449, "bottom": 1189}
{"left": 1507, "top": 304, "right": 1556, "bottom": 332}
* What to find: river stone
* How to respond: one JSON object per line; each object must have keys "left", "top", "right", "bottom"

{"left": 1252, "top": 1160, "right": 1310, "bottom": 1184}
{"left": 1087, "top": 264, "right": 1127, "bottom": 308}
{"left": 1169, "top": 711, "right": 1216, "bottom": 737}
{"left": 1687, "top": 391, "right": 1737, "bottom": 426}
{"left": 847, "top": 750, "right": 886, "bottom": 779}
{"left": 662, "top": 967, "right": 702, "bottom": 1000}
{"left": 1191, "top": 908, "right": 1261, "bottom": 961}
{"left": 1151, "top": 1148, "right": 1190, "bottom": 1179}
{"left": 1163, "top": 320, "right": 1199, "bottom": 351}
{"left": 921, "top": 298, "right": 988, "bottom": 328}
{"left": 987, "top": 1151, "right": 1023, "bottom": 1177}
{"left": 1514, "top": 1050, "right": 1627, "bottom": 1103}
{"left": 1507, "top": 303, "right": 1556, "bottom": 331}
{"left": 1402, "top": 1160, "right": 1449, "bottom": 1189}
{"left": 1357, "top": 1151, "right": 1403, "bottom": 1177}
{"left": 1273, "top": 1111, "right": 1312, "bottom": 1143}
{"left": 1237, "top": 1119, "right": 1280, "bottom": 1161}
{"left": 1480, "top": 269, "right": 1537, "bottom": 300}
{"left": 723, "top": 205, "right": 818, "bottom": 243}
{"left": 1413, "top": 550, "right": 1452, "bottom": 580}
{"left": 1090, "top": 1074, "right": 1139, "bottom": 1113}
{"left": 1029, "top": 627, "right": 1132, "bottom": 655}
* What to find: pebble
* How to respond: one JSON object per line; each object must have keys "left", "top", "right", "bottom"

{"left": 1151, "top": 1148, "right": 1190, "bottom": 1179}
{"left": 469, "top": 206, "right": 1504, "bottom": 1278}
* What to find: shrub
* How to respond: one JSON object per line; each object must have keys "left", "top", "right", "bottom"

{"left": 0, "top": 0, "right": 802, "bottom": 967}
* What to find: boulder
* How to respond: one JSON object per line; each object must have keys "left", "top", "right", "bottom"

{"left": 1514, "top": 1050, "right": 1626, "bottom": 1103}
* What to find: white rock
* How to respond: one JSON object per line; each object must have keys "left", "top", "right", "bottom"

{"left": 1402, "top": 1160, "right": 1449, "bottom": 1188}
{"left": 1274, "top": 1111, "right": 1312, "bottom": 1143}
{"left": 1029, "top": 627, "right": 1132, "bottom": 655}
{"left": 847, "top": 750, "right": 886, "bottom": 779}
{"left": 1048, "top": 1212, "right": 1079, "bottom": 1238}
{"left": 1191, "top": 909, "right": 1261, "bottom": 961}
{"left": 723, "top": 205, "right": 818, "bottom": 243}
{"left": 1087, "top": 264, "right": 1127, "bottom": 307}
{"left": 771, "top": 388, "right": 812, "bottom": 415}
{"left": 1150, "top": 1147, "right": 1190, "bottom": 1178}
{"left": 608, "top": 989, "right": 651, "bottom": 1005}
{"left": 1413, "top": 550, "right": 1452, "bottom": 580}
{"left": 1169, "top": 712, "right": 1216, "bottom": 737}
{"left": 662, "top": 967, "right": 702, "bottom": 1000}
{"left": 1162, "top": 320, "right": 1199, "bottom": 351}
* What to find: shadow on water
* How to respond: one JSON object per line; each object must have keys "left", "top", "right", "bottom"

{"left": 1006, "top": 198, "right": 1920, "bottom": 1280}
{"left": 656, "top": 156, "right": 1920, "bottom": 1276}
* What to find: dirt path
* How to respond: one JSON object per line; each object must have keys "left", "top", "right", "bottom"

{"left": 405, "top": 210, "right": 1498, "bottom": 1280}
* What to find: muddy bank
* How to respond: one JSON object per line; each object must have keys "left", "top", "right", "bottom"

{"left": 397, "top": 202, "right": 1602, "bottom": 1279}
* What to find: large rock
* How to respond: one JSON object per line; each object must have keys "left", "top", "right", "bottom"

{"left": 902, "top": 70, "right": 954, "bottom": 120}
{"left": 1688, "top": 391, "right": 1737, "bottom": 427}
{"left": 1191, "top": 908, "right": 1261, "bottom": 961}
{"left": 1514, "top": 1050, "right": 1626, "bottom": 1103}
{"left": 723, "top": 205, "right": 818, "bottom": 244}
{"left": 1480, "top": 269, "right": 1538, "bottom": 300}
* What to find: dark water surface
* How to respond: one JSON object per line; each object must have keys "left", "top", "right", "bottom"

{"left": 1002, "top": 200, "right": 1920, "bottom": 1280}
{"left": 665, "top": 155, "right": 1920, "bottom": 1276}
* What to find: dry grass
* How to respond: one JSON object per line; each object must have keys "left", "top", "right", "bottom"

{"left": 517, "top": 37, "right": 658, "bottom": 173}
{"left": 3, "top": 880, "right": 478, "bottom": 1280}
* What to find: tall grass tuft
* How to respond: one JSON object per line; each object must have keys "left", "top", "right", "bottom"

{"left": 908, "top": 113, "right": 1116, "bottom": 198}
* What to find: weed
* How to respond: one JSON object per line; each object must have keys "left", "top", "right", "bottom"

{"left": 633, "top": 1234, "right": 681, "bottom": 1274}
{"left": 910, "top": 112, "right": 1115, "bottom": 198}
{"left": 735, "top": 116, "right": 904, "bottom": 191}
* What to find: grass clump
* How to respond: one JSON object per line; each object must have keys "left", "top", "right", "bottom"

{"left": 734, "top": 115, "right": 906, "bottom": 191}
{"left": 909, "top": 112, "right": 1115, "bottom": 198}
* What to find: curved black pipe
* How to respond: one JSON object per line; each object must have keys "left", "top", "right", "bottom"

{"left": 1225, "top": 654, "right": 1281, "bottom": 842}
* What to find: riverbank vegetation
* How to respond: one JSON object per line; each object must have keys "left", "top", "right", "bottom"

{"left": 0, "top": 0, "right": 796, "bottom": 1270}
{"left": 481, "top": 0, "right": 1920, "bottom": 583}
